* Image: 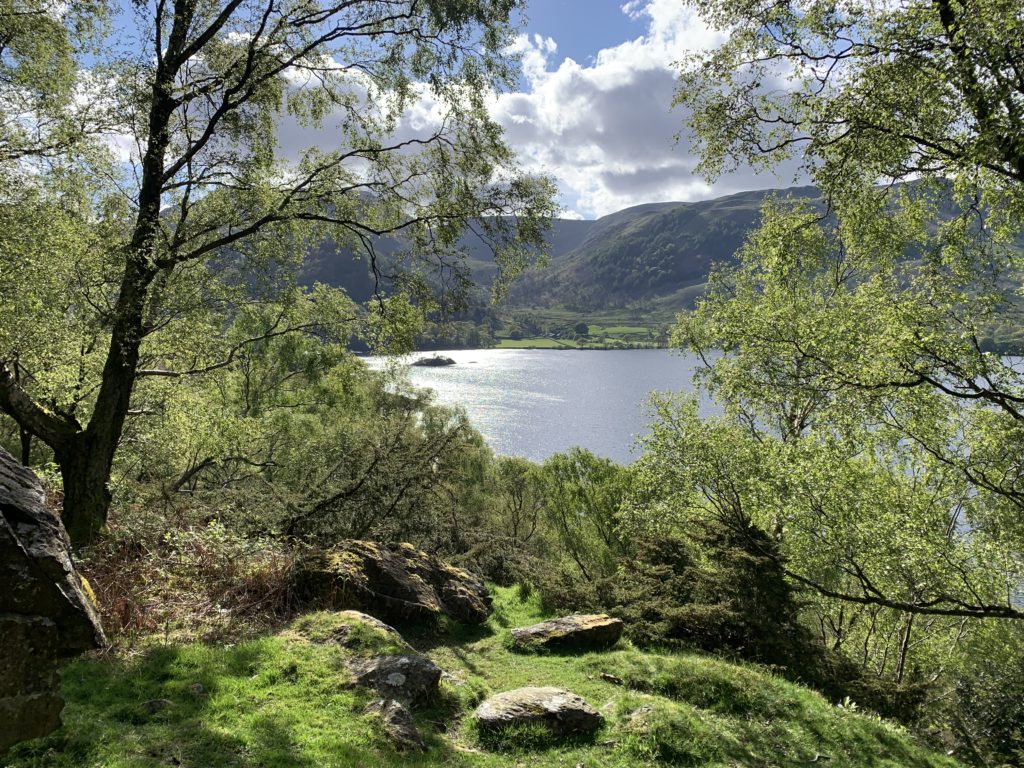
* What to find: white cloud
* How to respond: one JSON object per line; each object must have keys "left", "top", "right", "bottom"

{"left": 491, "top": 0, "right": 805, "bottom": 218}
{"left": 268, "top": 0, "right": 805, "bottom": 220}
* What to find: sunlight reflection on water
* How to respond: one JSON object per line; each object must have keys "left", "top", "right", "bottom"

{"left": 365, "top": 349, "right": 716, "bottom": 463}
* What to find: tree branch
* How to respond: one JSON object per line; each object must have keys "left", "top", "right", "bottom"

{"left": 0, "top": 362, "right": 79, "bottom": 448}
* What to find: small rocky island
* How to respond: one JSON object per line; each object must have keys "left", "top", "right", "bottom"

{"left": 410, "top": 355, "right": 456, "bottom": 367}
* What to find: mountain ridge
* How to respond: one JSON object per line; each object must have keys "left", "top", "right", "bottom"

{"left": 300, "top": 185, "right": 825, "bottom": 309}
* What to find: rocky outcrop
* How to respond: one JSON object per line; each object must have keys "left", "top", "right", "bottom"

{"left": 365, "top": 698, "right": 425, "bottom": 751}
{"left": 290, "top": 540, "right": 492, "bottom": 625}
{"left": 474, "top": 687, "right": 603, "bottom": 737}
{"left": 511, "top": 614, "right": 623, "bottom": 651}
{"left": 347, "top": 654, "right": 442, "bottom": 706}
{"left": 0, "top": 449, "right": 105, "bottom": 753}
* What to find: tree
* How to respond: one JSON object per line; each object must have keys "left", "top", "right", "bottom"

{"left": 0, "top": 0, "right": 555, "bottom": 545}
{"left": 0, "top": 1, "right": 109, "bottom": 169}
{"left": 675, "top": 0, "right": 1024, "bottom": 210}
{"left": 539, "top": 448, "right": 627, "bottom": 582}
{"left": 668, "top": 0, "right": 1024, "bottom": 619}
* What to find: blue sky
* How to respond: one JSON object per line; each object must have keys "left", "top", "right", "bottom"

{"left": 516, "top": 1, "right": 646, "bottom": 70}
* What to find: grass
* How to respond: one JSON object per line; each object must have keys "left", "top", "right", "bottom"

{"left": 493, "top": 337, "right": 575, "bottom": 349}
{"left": 490, "top": 307, "right": 673, "bottom": 349}
{"left": 3, "top": 588, "right": 962, "bottom": 768}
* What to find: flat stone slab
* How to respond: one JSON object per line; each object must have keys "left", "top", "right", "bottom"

{"left": 475, "top": 687, "right": 602, "bottom": 737}
{"left": 511, "top": 613, "right": 623, "bottom": 651}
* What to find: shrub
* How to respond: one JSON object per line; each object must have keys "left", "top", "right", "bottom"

{"left": 609, "top": 524, "right": 808, "bottom": 667}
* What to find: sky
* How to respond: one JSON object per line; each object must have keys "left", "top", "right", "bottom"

{"left": 494, "top": 0, "right": 802, "bottom": 218}
{"left": 108, "top": 0, "right": 802, "bottom": 221}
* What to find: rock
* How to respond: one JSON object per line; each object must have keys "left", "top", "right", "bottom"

{"left": 365, "top": 698, "right": 425, "bottom": 751}
{"left": 0, "top": 448, "right": 105, "bottom": 753}
{"left": 474, "top": 687, "right": 603, "bottom": 737}
{"left": 0, "top": 694, "right": 64, "bottom": 750}
{"left": 511, "top": 614, "right": 623, "bottom": 651}
{"left": 411, "top": 355, "right": 455, "bottom": 367}
{"left": 283, "top": 610, "right": 412, "bottom": 653}
{"left": 331, "top": 610, "right": 405, "bottom": 641}
{"left": 290, "top": 540, "right": 492, "bottom": 625}
{"left": 347, "top": 654, "right": 442, "bottom": 706}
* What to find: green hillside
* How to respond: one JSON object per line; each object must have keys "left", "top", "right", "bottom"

{"left": 298, "top": 185, "right": 1024, "bottom": 352}
{"left": 507, "top": 188, "right": 822, "bottom": 311}
{"left": 3, "top": 587, "right": 960, "bottom": 768}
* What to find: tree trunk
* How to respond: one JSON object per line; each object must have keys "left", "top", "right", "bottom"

{"left": 19, "top": 427, "right": 31, "bottom": 466}
{"left": 0, "top": 8, "right": 183, "bottom": 551}
{"left": 895, "top": 612, "right": 914, "bottom": 684}
{"left": 56, "top": 436, "right": 115, "bottom": 547}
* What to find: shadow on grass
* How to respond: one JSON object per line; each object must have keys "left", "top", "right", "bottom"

{"left": 470, "top": 720, "right": 603, "bottom": 755}
{"left": 402, "top": 617, "right": 494, "bottom": 653}
{"left": 6, "top": 644, "right": 317, "bottom": 768}
{"left": 508, "top": 639, "right": 625, "bottom": 657}
{"left": 3, "top": 640, "right": 429, "bottom": 768}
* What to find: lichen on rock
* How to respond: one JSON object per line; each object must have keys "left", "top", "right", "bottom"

{"left": 474, "top": 686, "right": 603, "bottom": 738}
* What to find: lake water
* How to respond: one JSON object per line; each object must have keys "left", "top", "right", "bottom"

{"left": 368, "top": 349, "right": 715, "bottom": 464}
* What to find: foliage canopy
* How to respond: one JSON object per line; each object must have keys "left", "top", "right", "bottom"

{"left": 0, "top": 0, "right": 555, "bottom": 544}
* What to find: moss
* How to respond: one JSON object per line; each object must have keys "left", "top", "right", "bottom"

{"left": 280, "top": 611, "right": 409, "bottom": 656}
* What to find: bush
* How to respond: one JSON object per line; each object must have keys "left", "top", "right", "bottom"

{"left": 944, "top": 624, "right": 1024, "bottom": 765}
{"left": 609, "top": 523, "right": 807, "bottom": 666}
{"left": 80, "top": 519, "right": 295, "bottom": 643}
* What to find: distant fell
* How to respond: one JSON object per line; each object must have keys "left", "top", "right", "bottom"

{"left": 507, "top": 187, "right": 824, "bottom": 311}
{"left": 299, "top": 186, "right": 825, "bottom": 309}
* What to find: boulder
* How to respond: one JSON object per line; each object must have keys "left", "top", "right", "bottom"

{"left": 347, "top": 654, "right": 442, "bottom": 706}
{"left": 365, "top": 698, "right": 425, "bottom": 751}
{"left": 0, "top": 448, "right": 105, "bottom": 753}
{"left": 290, "top": 540, "right": 492, "bottom": 625}
{"left": 474, "top": 687, "right": 603, "bottom": 737}
{"left": 511, "top": 614, "right": 623, "bottom": 651}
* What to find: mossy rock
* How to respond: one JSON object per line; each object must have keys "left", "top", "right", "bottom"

{"left": 280, "top": 611, "right": 411, "bottom": 656}
{"left": 474, "top": 687, "right": 603, "bottom": 742}
{"left": 511, "top": 614, "right": 623, "bottom": 652}
{"left": 290, "top": 540, "right": 492, "bottom": 625}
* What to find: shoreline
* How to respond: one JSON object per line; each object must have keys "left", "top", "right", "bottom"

{"left": 415, "top": 343, "right": 670, "bottom": 353}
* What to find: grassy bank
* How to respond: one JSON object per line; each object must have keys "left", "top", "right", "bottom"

{"left": 3, "top": 588, "right": 960, "bottom": 768}
{"left": 491, "top": 307, "right": 672, "bottom": 349}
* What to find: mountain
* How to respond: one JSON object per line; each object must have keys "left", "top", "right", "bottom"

{"left": 299, "top": 186, "right": 824, "bottom": 310}
{"left": 299, "top": 217, "right": 598, "bottom": 304}
{"left": 299, "top": 185, "right": 1024, "bottom": 352}
{"left": 507, "top": 187, "right": 825, "bottom": 311}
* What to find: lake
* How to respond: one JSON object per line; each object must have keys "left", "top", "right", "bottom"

{"left": 368, "top": 349, "right": 716, "bottom": 464}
